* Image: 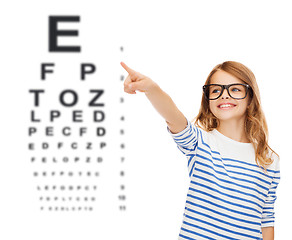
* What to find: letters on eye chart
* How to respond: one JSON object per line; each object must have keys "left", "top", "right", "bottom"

{"left": 27, "top": 15, "right": 127, "bottom": 213}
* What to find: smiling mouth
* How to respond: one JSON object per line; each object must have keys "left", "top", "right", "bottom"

{"left": 218, "top": 104, "right": 236, "bottom": 109}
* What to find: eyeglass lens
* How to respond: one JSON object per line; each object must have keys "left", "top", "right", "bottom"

{"left": 205, "top": 84, "right": 247, "bottom": 100}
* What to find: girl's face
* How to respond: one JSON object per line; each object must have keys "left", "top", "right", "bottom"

{"left": 208, "top": 70, "right": 250, "bottom": 123}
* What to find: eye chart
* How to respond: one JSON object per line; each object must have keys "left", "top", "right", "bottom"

{"left": 28, "top": 16, "right": 127, "bottom": 213}
{"left": 1, "top": 10, "right": 144, "bottom": 239}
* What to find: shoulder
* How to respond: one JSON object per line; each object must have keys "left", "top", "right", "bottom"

{"left": 191, "top": 121, "right": 215, "bottom": 144}
{"left": 191, "top": 121, "right": 209, "bottom": 135}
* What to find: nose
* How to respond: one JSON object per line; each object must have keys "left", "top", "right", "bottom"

{"left": 221, "top": 88, "right": 230, "bottom": 99}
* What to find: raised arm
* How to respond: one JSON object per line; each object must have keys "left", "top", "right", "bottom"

{"left": 120, "top": 62, "right": 187, "bottom": 133}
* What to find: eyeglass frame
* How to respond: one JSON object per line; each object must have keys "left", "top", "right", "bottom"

{"left": 202, "top": 83, "right": 252, "bottom": 100}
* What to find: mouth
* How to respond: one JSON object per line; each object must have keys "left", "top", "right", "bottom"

{"left": 217, "top": 103, "right": 237, "bottom": 109}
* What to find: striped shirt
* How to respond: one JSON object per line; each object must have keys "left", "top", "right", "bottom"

{"left": 167, "top": 117, "right": 281, "bottom": 240}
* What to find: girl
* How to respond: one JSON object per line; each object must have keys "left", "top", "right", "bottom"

{"left": 120, "top": 61, "right": 280, "bottom": 240}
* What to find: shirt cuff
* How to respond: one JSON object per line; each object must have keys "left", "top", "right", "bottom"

{"left": 261, "top": 220, "right": 275, "bottom": 228}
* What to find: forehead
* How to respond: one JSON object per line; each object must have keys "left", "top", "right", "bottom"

{"left": 209, "top": 70, "right": 244, "bottom": 85}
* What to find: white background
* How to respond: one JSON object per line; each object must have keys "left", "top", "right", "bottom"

{"left": 0, "top": 0, "right": 291, "bottom": 239}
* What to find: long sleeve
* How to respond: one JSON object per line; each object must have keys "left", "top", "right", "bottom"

{"left": 166, "top": 117, "right": 199, "bottom": 177}
{"left": 261, "top": 157, "right": 281, "bottom": 228}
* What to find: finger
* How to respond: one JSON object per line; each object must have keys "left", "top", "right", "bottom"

{"left": 124, "top": 75, "right": 132, "bottom": 85}
{"left": 124, "top": 83, "right": 136, "bottom": 94}
{"left": 125, "top": 89, "right": 136, "bottom": 94}
{"left": 120, "top": 62, "right": 136, "bottom": 75}
{"left": 124, "top": 75, "right": 134, "bottom": 93}
{"left": 128, "top": 81, "right": 144, "bottom": 92}
{"left": 124, "top": 87, "right": 136, "bottom": 94}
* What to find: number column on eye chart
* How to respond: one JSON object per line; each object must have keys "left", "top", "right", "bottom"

{"left": 118, "top": 46, "right": 126, "bottom": 212}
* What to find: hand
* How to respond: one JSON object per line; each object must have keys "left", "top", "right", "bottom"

{"left": 120, "top": 62, "right": 157, "bottom": 94}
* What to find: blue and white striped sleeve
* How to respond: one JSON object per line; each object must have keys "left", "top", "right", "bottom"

{"left": 166, "top": 117, "right": 199, "bottom": 177}
{"left": 261, "top": 157, "right": 281, "bottom": 228}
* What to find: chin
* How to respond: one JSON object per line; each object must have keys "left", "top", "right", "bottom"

{"left": 214, "top": 112, "right": 246, "bottom": 122}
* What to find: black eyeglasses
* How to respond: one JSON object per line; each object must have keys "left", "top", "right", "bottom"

{"left": 203, "top": 83, "right": 251, "bottom": 100}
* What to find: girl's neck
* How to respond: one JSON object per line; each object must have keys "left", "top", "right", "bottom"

{"left": 216, "top": 119, "right": 250, "bottom": 143}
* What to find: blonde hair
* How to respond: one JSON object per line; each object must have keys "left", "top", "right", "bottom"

{"left": 192, "top": 61, "right": 279, "bottom": 173}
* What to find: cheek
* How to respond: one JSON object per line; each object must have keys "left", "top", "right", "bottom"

{"left": 209, "top": 102, "right": 217, "bottom": 114}
{"left": 239, "top": 100, "right": 249, "bottom": 111}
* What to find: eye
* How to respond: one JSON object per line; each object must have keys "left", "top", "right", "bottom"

{"left": 232, "top": 88, "right": 240, "bottom": 91}
{"left": 231, "top": 87, "right": 241, "bottom": 92}
{"left": 210, "top": 86, "right": 221, "bottom": 93}
{"left": 212, "top": 89, "right": 220, "bottom": 93}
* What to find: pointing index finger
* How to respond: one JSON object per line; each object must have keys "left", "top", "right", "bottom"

{"left": 120, "top": 62, "right": 135, "bottom": 75}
